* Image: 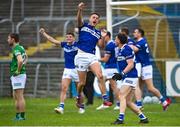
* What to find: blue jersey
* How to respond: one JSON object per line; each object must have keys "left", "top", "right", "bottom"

{"left": 104, "top": 40, "right": 117, "bottom": 68}
{"left": 61, "top": 42, "right": 78, "bottom": 69}
{"left": 127, "top": 37, "right": 135, "bottom": 45}
{"left": 116, "top": 44, "right": 137, "bottom": 79}
{"left": 127, "top": 37, "right": 140, "bottom": 63}
{"left": 135, "top": 38, "right": 151, "bottom": 67}
{"left": 78, "top": 22, "right": 101, "bottom": 54}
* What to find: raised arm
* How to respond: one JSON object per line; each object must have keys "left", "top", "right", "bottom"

{"left": 77, "top": 2, "right": 85, "bottom": 27}
{"left": 39, "top": 28, "right": 61, "bottom": 45}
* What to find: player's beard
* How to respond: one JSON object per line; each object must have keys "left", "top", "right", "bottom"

{"left": 8, "top": 42, "right": 13, "bottom": 47}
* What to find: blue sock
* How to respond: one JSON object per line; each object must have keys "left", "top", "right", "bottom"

{"left": 159, "top": 96, "right": 165, "bottom": 103}
{"left": 116, "top": 101, "right": 120, "bottom": 107}
{"left": 136, "top": 100, "right": 143, "bottom": 107}
{"left": 59, "top": 103, "right": 64, "bottom": 109}
{"left": 102, "top": 94, "right": 108, "bottom": 102}
{"left": 118, "top": 113, "right": 124, "bottom": 121}
{"left": 79, "top": 103, "right": 85, "bottom": 109}
{"left": 138, "top": 113, "right": 146, "bottom": 120}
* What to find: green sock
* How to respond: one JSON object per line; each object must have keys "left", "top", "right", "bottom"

{"left": 21, "top": 112, "right": 25, "bottom": 118}
{"left": 16, "top": 113, "right": 20, "bottom": 118}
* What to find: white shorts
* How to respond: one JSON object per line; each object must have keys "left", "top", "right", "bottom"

{"left": 62, "top": 68, "right": 79, "bottom": 82}
{"left": 141, "top": 65, "right": 153, "bottom": 80}
{"left": 74, "top": 52, "right": 98, "bottom": 71}
{"left": 104, "top": 68, "right": 118, "bottom": 79}
{"left": 135, "top": 63, "right": 142, "bottom": 77}
{"left": 122, "top": 78, "right": 138, "bottom": 88}
{"left": 116, "top": 80, "right": 123, "bottom": 89}
{"left": 11, "top": 74, "right": 27, "bottom": 90}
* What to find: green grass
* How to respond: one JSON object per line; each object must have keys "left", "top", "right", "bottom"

{"left": 0, "top": 97, "right": 180, "bottom": 126}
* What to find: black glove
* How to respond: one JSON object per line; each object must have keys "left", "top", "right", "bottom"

{"left": 112, "top": 72, "right": 125, "bottom": 81}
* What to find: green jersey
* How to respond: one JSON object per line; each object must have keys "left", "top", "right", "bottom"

{"left": 10, "top": 44, "right": 27, "bottom": 76}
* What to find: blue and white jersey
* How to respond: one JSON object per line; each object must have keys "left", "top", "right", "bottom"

{"left": 127, "top": 37, "right": 135, "bottom": 45}
{"left": 61, "top": 42, "right": 78, "bottom": 69}
{"left": 104, "top": 40, "right": 117, "bottom": 68}
{"left": 116, "top": 44, "right": 137, "bottom": 79}
{"left": 78, "top": 22, "right": 101, "bottom": 54}
{"left": 135, "top": 38, "right": 151, "bottom": 67}
{"left": 127, "top": 37, "right": 140, "bottom": 64}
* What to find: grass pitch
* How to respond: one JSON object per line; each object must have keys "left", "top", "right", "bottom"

{"left": 0, "top": 97, "right": 180, "bottom": 126}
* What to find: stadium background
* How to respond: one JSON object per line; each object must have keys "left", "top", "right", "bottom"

{"left": 0, "top": 0, "right": 179, "bottom": 100}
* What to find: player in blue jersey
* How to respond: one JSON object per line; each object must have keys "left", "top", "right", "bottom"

{"left": 120, "top": 27, "right": 144, "bottom": 109}
{"left": 112, "top": 33, "right": 148, "bottom": 124}
{"left": 75, "top": 2, "right": 112, "bottom": 110}
{"left": 97, "top": 30, "right": 120, "bottom": 110}
{"left": 39, "top": 28, "right": 85, "bottom": 114}
{"left": 132, "top": 28, "right": 171, "bottom": 111}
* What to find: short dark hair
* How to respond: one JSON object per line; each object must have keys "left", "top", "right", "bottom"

{"left": 116, "top": 33, "right": 127, "bottom": 44}
{"left": 120, "top": 27, "right": 129, "bottom": 35}
{"left": 106, "top": 31, "right": 111, "bottom": 38}
{"left": 9, "top": 33, "right": 19, "bottom": 42}
{"left": 66, "top": 32, "right": 75, "bottom": 37}
{"left": 90, "top": 12, "right": 100, "bottom": 18}
{"left": 137, "top": 28, "right": 145, "bottom": 37}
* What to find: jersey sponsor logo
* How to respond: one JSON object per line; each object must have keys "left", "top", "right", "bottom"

{"left": 63, "top": 47, "right": 78, "bottom": 53}
{"left": 81, "top": 26, "right": 101, "bottom": 39}
{"left": 117, "top": 56, "right": 126, "bottom": 61}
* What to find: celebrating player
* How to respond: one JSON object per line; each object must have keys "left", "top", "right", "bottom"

{"left": 75, "top": 2, "right": 112, "bottom": 110}
{"left": 132, "top": 28, "right": 171, "bottom": 111}
{"left": 112, "top": 33, "right": 148, "bottom": 124}
{"left": 8, "top": 33, "right": 28, "bottom": 120}
{"left": 97, "top": 30, "right": 120, "bottom": 110}
{"left": 39, "top": 28, "right": 85, "bottom": 114}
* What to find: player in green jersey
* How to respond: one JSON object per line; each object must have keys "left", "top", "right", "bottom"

{"left": 7, "top": 33, "right": 28, "bottom": 120}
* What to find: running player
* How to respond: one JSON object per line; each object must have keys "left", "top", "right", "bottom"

{"left": 39, "top": 28, "right": 84, "bottom": 114}
{"left": 112, "top": 33, "right": 148, "bottom": 124}
{"left": 8, "top": 33, "right": 28, "bottom": 120}
{"left": 97, "top": 30, "right": 120, "bottom": 110}
{"left": 132, "top": 28, "right": 171, "bottom": 111}
{"left": 75, "top": 2, "right": 112, "bottom": 110}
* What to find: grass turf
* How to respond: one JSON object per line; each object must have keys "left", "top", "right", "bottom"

{"left": 0, "top": 97, "right": 180, "bottom": 126}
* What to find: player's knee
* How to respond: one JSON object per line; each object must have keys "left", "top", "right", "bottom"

{"left": 62, "top": 85, "right": 68, "bottom": 92}
{"left": 119, "top": 94, "right": 125, "bottom": 101}
{"left": 97, "top": 73, "right": 103, "bottom": 80}
{"left": 79, "top": 81, "right": 86, "bottom": 86}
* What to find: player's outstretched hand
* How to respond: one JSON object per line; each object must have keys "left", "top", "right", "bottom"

{"left": 78, "top": 2, "right": 85, "bottom": 10}
{"left": 39, "top": 28, "right": 45, "bottom": 34}
{"left": 112, "top": 73, "right": 123, "bottom": 81}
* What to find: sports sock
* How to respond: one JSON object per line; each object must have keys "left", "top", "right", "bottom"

{"left": 116, "top": 101, "right": 120, "bottom": 107}
{"left": 102, "top": 94, "right": 108, "bottom": 102}
{"left": 138, "top": 113, "right": 146, "bottom": 120}
{"left": 59, "top": 103, "right": 64, "bottom": 109}
{"left": 136, "top": 100, "right": 143, "bottom": 107}
{"left": 159, "top": 96, "right": 167, "bottom": 106}
{"left": 118, "top": 113, "right": 124, "bottom": 121}
{"left": 20, "top": 112, "right": 25, "bottom": 118}
{"left": 16, "top": 113, "right": 20, "bottom": 118}
{"left": 80, "top": 103, "right": 85, "bottom": 109}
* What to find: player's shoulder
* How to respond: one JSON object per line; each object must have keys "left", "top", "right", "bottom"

{"left": 14, "top": 44, "right": 25, "bottom": 52}
{"left": 123, "top": 44, "right": 133, "bottom": 53}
